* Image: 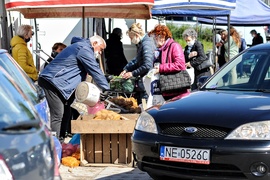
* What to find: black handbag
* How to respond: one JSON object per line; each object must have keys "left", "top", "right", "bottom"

{"left": 196, "top": 51, "right": 213, "bottom": 71}
{"left": 159, "top": 43, "right": 191, "bottom": 93}
{"left": 160, "top": 70, "right": 191, "bottom": 93}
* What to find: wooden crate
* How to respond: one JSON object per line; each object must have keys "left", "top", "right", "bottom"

{"left": 71, "top": 114, "right": 139, "bottom": 165}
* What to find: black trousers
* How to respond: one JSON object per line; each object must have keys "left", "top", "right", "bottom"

{"left": 38, "top": 77, "right": 74, "bottom": 139}
{"left": 192, "top": 68, "right": 211, "bottom": 90}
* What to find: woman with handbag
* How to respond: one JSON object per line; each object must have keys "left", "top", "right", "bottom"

{"left": 148, "top": 24, "right": 190, "bottom": 101}
{"left": 183, "top": 28, "right": 212, "bottom": 90}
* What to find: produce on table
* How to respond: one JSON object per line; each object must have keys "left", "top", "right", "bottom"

{"left": 109, "top": 76, "right": 135, "bottom": 93}
{"left": 93, "top": 109, "right": 122, "bottom": 120}
{"left": 109, "top": 96, "right": 141, "bottom": 113}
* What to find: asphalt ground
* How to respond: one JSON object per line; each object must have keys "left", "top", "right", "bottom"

{"left": 60, "top": 136, "right": 152, "bottom": 179}
{"left": 59, "top": 164, "right": 152, "bottom": 180}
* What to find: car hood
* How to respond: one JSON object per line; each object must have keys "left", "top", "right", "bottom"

{"left": 149, "top": 90, "right": 270, "bottom": 129}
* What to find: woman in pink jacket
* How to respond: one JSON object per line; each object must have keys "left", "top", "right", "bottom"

{"left": 149, "top": 25, "right": 190, "bottom": 101}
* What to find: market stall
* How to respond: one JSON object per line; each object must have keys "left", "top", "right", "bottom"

{"left": 5, "top": 0, "right": 153, "bottom": 166}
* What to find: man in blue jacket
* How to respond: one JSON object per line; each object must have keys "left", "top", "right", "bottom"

{"left": 38, "top": 35, "right": 110, "bottom": 141}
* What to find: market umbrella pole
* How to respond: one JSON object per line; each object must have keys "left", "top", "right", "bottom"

{"left": 82, "top": 7, "right": 85, "bottom": 37}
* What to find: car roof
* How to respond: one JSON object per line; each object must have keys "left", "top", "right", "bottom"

{"left": 0, "top": 49, "right": 39, "bottom": 101}
{"left": 247, "top": 43, "right": 270, "bottom": 51}
{"left": 0, "top": 66, "right": 39, "bottom": 127}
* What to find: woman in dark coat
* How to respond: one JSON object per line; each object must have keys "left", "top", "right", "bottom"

{"left": 120, "top": 23, "right": 155, "bottom": 104}
{"left": 183, "top": 28, "right": 212, "bottom": 90}
{"left": 105, "top": 28, "right": 128, "bottom": 75}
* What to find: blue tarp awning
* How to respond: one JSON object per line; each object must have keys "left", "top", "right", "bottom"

{"left": 152, "top": 0, "right": 236, "bottom": 17}
{"left": 198, "top": 0, "right": 270, "bottom": 26}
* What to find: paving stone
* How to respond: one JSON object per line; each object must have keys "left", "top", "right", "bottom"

{"left": 60, "top": 165, "right": 152, "bottom": 180}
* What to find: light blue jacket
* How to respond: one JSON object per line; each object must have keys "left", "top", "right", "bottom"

{"left": 39, "top": 37, "right": 109, "bottom": 100}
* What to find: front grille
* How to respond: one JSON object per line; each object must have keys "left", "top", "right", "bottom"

{"left": 142, "top": 157, "right": 247, "bottom": 179}
{"left": 158, "top": 123, "right": 231, "bottom": 138}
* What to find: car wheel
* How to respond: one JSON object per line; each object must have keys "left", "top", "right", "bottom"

{"left": 148, "top": 173, "right": 192, "bottom": 180}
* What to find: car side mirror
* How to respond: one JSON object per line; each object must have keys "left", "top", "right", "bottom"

{"left": 197, "top": 76, "right": 209, "bottom": 89}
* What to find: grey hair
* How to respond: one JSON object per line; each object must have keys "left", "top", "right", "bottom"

{"left": 90, "top": 35, "right": 106, "bottom": 48}
{"left": 182, "top": 28, "right": 198, "bottom": 39}
{"left": 16, "top": 24, "right": 32, "bottom": 37}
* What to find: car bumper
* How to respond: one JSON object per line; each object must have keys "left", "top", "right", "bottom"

{"left": 132, "top": 130, "right": 270, "bottom": 180}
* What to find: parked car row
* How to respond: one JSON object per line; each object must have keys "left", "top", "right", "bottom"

{"left": 0, "top": 49, "right": 61, "bottom": 179}
{"left": 132, "top": 43, "right": 270, "bottom": 180}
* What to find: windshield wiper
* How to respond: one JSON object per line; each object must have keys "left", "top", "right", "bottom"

{"left": 203, "top": 87, "right": 216, "bottom": 90}
{"left": 2, "top": 120, "right": 40, "bottom": 131}
{"left": 255, "top": 89, "right": 270, "bottom": 92}
{"left": 205, "top": 87, "right": 231, "bottom": 90}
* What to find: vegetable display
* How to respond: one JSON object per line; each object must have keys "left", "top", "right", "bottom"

{"left": 93, "top": 109, "right": 122, "bottom": 120}
{"left": 109, "top": 76, "right": 135, "bottom": 93}
{"left": 108, "top": 96, "right": 141, "bottom": 113}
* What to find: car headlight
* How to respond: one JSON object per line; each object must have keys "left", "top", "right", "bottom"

{"left": 135, "top": 111, "right": 158, "bottom": 134}
{"left": 226, "top": 120, "right": 270, "bottom": 140}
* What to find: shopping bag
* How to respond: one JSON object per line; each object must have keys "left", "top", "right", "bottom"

{"left": 143, "top": 69, "right": 165, "bottom": 108}
{"left": 87, "top": 101, "right": 105, "bottom": 115}
{"left": 70, "top": 100, "right": 88, "bottom": 115}
{"left": 186, "top": 67, "right": 195, "bottom": 85}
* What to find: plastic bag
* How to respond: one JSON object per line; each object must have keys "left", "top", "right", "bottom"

{"left": 69, "top": 134, "right": 80, "bottom": 145}
{"left": 62, "top": 143, "right": 78, "bottom": 157}
{"left": 143, "top": 69, "right": 165, "bottom": 108}
{"left": 70, "top": 101, "right": 88, "bottom": 115}
{"left": 61, "top": 156, "right": 80, "bottom": 168}
{"left": 87, "top": 101, "right": 105, "bottom": 115}
{"left": 186, "top": 67, "right": 195, "bottom": 85}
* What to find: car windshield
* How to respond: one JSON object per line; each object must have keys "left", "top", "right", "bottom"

{"left": 204, "top": 50, "right": 270, "bottom": 92}
{"left": 0, "top": 69, "right": 36, "bottom": 129}
{"left": 0, "top": 53, "right": 39, "bottom": 103}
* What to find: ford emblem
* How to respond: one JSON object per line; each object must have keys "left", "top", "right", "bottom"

{"left": 184, "top": 127, "right": 198, "bottom": 134}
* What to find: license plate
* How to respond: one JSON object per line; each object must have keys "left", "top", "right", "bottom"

{"left": 160, "top": 146, "right": 210, "bottom": 165}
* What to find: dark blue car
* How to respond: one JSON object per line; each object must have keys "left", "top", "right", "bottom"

{"left": 132, "top": 43, "right": 270, "bottom": 180}
{"left": 0, "top": 49, "right": 50, "bottom": 128}
{"left": 0, "top": 66, "right": 60, "bottom": 179}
